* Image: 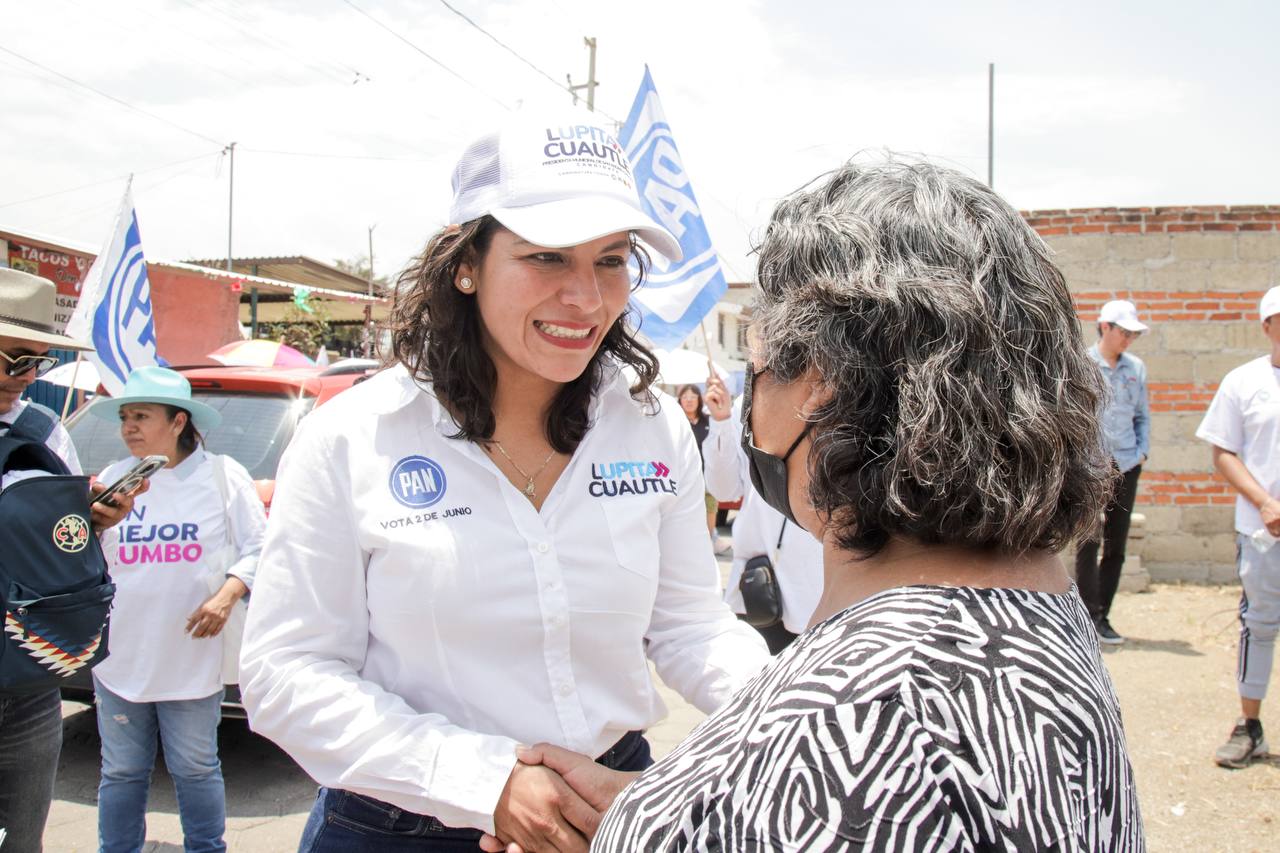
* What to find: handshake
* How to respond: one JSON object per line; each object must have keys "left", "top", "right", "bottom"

{"left": 482, "top": 743, "right": 639, "bottom": 853}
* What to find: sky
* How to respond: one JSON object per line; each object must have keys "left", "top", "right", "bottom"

{"left": 2, "top": 0, "right": 1278, "bottom": 284}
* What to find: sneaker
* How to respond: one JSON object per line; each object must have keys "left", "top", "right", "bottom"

{"left": 1215, "top": 719, "right": 1268, "bottom": 769}
{"left": 1096, "top": 618, "right": 1125, "bottom": 646}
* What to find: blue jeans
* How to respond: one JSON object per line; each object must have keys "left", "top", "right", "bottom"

{"left": 299, "top": 730, "right": 653, "bottom": 852}
{"left": 0, "top": 688, "right": 63, "bottom": 853}
{"left": 94, "top": 680, "right": 226, "bottom": 853}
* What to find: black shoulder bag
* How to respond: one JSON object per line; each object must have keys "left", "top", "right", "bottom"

{"left": 738, "top": 519, "right": 787, "bottom": 628}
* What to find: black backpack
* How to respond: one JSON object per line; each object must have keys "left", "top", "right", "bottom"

{"left": 0, "top": 404, "right": 114, "bottom": 694}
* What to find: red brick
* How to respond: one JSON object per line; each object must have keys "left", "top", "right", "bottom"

{"left": 1202, "top": 223, "right": 1239, "bottom": 232}
{"left": 1183, "top": 301, "right": 1221, "bottom": 310}
{"left": 1166, "top": 224, "right": 1202, "bottom": 232}
{"left": 1175, "top": 495, "right": 1208, "bottom": 505}
{"left": 1240, "top": 223, "right": 1276, "bottom": 231}
{"left": 1211, "top": 496, "right": 1236, "bottom": 505}
{"left": 1071, "top": 224, "right": 1107, "bottom": 234}
{"left": 1107, "top": 224, "right": 1142, "bottom": 234}
{"left": 1210, "top": 312, "right": 1243, "bottom": 321}
{"left": 1143, "top": 224, "right": 1167, "bottom": 233}
{"left": 1036, "top": 226, "right": 1068, "bottom": 236}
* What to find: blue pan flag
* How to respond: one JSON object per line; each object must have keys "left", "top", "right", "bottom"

{"left": 620, "top": 67, "right": 728, "bottom": 349}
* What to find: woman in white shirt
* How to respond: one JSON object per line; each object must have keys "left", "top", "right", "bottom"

{"left": 238, "top": 110, "right": 769, "bottom": 853}
{"left": 90, "top": 366, "right": 266, "bottom": 853}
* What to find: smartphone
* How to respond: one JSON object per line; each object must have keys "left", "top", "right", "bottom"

{"left": 92, "top": 455, "right": 168, "bottom": 506}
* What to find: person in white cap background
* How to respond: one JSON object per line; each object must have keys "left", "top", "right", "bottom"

{"left": 88, "top": 366, "right": 266, "bottom": 853}
{"left": 238, "top": 111, "right": 769, "bottom": 853}
{"left": 0, "top": 268, "right": 142, "bottom": 853}
{"left": 1196, "top": 285, "right": 1280, "bottom": 769}
{"left": 1076, "top": 298, "right": 1151, "bottom": 645}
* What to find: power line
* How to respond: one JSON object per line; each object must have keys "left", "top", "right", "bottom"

{"left": 240, "top": 148, "right": 435, "bottom": 162}
{"left": 0, "top": 152, "right": 224, "bottom": 210}
{"left": 339, "top": 0, "right": 510, "bottom": 111}
{"left": 0, "top": 45, "right": 226, "bottom": 147}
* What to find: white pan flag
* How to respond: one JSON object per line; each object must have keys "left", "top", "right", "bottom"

{"left": 65, "top": 187, "right": 159, "bottom": 395}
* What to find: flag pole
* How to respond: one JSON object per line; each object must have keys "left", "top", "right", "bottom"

{"left": 59, "top": 353, "right": 83, "bottom": 420}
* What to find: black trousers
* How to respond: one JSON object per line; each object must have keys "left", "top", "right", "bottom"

{"left": 1076, "top": 464, "right": 1142, "bottom": 622}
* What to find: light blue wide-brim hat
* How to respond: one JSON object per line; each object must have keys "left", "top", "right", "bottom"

{"left": 91, "top": 366, "right": 222, "bottom": 434}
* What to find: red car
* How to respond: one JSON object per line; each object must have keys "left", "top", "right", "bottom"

{"left": 59, "top": 360, "right": 377, "bottom": 715}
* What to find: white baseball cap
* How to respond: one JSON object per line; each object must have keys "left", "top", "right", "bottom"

{"left": 448, "top": 111, "right": 682, "bottom": 262}
{"left": 1098, "top": 300, "right": 1149, "bottom": 332}
{"left": 1260, "top": 286, "right": 1280, "bottom": 321}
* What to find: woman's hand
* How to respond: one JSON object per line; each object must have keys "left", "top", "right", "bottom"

{"left": 482, "top": 744, "right": 639, "bottom": 852}
{"left": 186, "top": 576, "right": 249, "bottom": 639}
{"left": 490, "top": 761, "right": 598, "bottom": 853}
{"left": 704, "top": 374, "right": 733, "bottom": 422}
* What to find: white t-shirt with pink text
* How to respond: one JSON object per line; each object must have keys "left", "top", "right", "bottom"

{"left": 93, "top": 448, "right": 265, "bottom": 702}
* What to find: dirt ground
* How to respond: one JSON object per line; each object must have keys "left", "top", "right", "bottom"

{"left": 40, "top": 582, "right": 1279, "bottom": 851}
{"left": 1099, "top": 583, "right": 1279, "bottom": 852}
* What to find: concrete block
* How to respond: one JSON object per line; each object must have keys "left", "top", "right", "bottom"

{"left": 1207, "top": 561, "right": 1239, "bottom": 584}
{"left": 1145, "top": 263, "right": 1210, "bottom": 292}
{"left": 1159, "top": 322, "right": 1226, "bottom": 353}
{"left": 1117, "top": 555, "right": 1150, "bottom": 593}
{"left": 1045, "top": 235, "right": 1108, "bottom": 262}
{"left": 1171, "top": 233, "right": 1237, "bottom": 261}
{"left": 1145, "top": 412, "right": 1199, "bottom": 444}
{"left": 1196, "top": 351, "right": 1257, "bottom": 384}
{"left": 1150, "top": 562, "right": 1212, "bottom": 584}
{"left": 1237, "top": 233, "right": 1280, "bottom": 261}
{"left": 1059, "top": 261, "right": 1142, "bottom": 292}
{"left": 1135, "top": 504, "right": 1180, "bottom": 533}
{"left": 1144, "top": 532, "right": 1227, "bottom": 563}
{"left": 1108, "top": 234, "right": 1171, "bottom": 261}
{"left": 1146, "top": 442, "right": 1213, "bottom": 473}
{"left": 1178, "top": 505, "right": 1233, "bottom": 536}
{"left": 1143, "top": 352, "right": 1195, "bottom": 382}
{"left": 1207, "top": 262, "right": 1276, "bottom": 293}
{"left": 1225, "top": 323, "right": 1268, "bottom": 352}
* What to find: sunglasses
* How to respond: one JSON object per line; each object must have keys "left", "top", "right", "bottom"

{"left": 0, "top": 350, "right": 60, "bottom": 378}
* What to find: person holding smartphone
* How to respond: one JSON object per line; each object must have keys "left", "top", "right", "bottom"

{"left": 238, "top": 110, "right": 769, "bottom": 853}
{"left": 89, "top": 366, "right": 266, "bottom": 853}
{"left": 0, "top": 268, "right": 143, "bottom": 853}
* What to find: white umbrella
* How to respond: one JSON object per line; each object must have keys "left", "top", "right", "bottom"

{"left": 651, "top": 348, "right": 729, "bottom": 386}
{"left": 38, "top": 360, "right": 101, "bottom": 392}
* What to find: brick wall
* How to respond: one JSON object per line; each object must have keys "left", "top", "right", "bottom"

{"left": 1021, "top": 207, "right": 1280, "bottom": 582}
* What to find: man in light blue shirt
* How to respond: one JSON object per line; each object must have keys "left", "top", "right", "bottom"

{"left": 1077, "top": 299, "right": 1150, "bottom": 646}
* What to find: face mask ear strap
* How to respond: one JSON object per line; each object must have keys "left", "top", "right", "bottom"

{"left": 780, "top": 422, "right": 812, "bottom": 461}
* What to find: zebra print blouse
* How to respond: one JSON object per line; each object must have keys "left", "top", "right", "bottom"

{"left": 594, "top": 585, "right": 1144, "bottom": 851}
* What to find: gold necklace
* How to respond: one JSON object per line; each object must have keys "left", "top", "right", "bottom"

{"left": 492, "top": 441, "right": 557, "bottom": 500}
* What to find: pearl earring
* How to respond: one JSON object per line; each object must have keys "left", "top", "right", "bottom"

{"left": 459, "top": 277, "right": 474, "bottom": 292}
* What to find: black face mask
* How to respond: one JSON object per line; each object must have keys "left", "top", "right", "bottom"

{"left": 741, "top": 366, "right": 811, "bottom": 526}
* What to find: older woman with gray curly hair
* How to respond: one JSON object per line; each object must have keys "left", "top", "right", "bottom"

{"left": 491, "top": 158, "right": 1145, "bottom": 852}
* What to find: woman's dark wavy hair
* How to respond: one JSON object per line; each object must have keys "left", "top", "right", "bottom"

{"left": 390, "top": 216, "right": 660, "bottom": 452}
{"left": 753, "top": 158, "right": 1113, "bottom": 557}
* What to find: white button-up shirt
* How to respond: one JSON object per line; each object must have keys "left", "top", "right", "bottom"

{"left": 703, "top": 401, "right": 824, "bottom": 635}
{"left": 239, "top": 364, "right": 769, "bottom": 834}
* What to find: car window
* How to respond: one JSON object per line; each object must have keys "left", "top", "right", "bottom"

{"left": 67, "top": 393, "right": 315, "bottom": 480}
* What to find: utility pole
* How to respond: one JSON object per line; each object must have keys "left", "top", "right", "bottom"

{"left": 987, "top": 64, "right": 994, "bottom": 188}
{"left": 567, "top": 37, "right": 598, "bottom": 111}
{"left": 226, "top": 142, "right": 236, "bottom": 271}
{"left": 364, "top": 224, "right": 376, "bottom": 358}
